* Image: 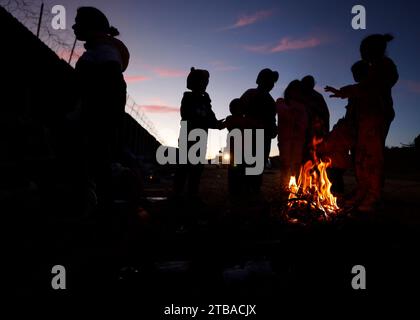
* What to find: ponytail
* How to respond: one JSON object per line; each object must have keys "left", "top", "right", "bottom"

{"left": 383, "top": 33, "right": 394, "bottom": 43}
{"left": 108, "top": 26, "right": 120, "bottom": 37}
{"left": 360, "top": 33, "right": 395, "bottom": 60}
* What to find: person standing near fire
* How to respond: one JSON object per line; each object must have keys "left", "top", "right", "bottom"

{"left": 239, "top": 68, "right": 279, "bottom": 193}
{"left": 72, "top": 7, "right": 130, "bottom": 213}
{"left": 301, "top": 75, "right": 330, "bottom": 140}
{"left": 300, "top": 75, "right": 330, "bottom": 175}
{"left": 173, "top": 67, "right": 225, "bottom": 202}
{"left": 276, "top": 80, "right": 309, "bottom": 190}
{"left": 320, "top": 60, "right": 369, "bottom": 195}
{"left": 325, "top": 34, "right": 399, "bottom": 212}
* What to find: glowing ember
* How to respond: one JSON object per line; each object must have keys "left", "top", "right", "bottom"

{"left": 285, "top": 158, "right": 340, "bottom": 223}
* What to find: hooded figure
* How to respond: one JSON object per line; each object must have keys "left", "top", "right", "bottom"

{"left": 73, "top": 7, "right": 130, "bottom": 210}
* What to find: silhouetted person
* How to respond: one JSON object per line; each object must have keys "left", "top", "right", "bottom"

{"left": 325, "top": 34, "right": 398, "bottom": 212}
{"left": 276, "top": 80, "right": 308, "bottom": 189}
{"left": 322, "top": 60, "right": 369, "bottom": 194}
{"left": 301, "top": 75, "right": 330, "bottom": 140}
{"left": 360, "top": 34, "right": 399, "bottom": 137}
{"left": 73, "top": 7, "right": 129, "bottom": 212}
{"left": 225, "top": 98, "right": 259, "bottom": 197}
{"left": 174, "top": 67, "right": 224, "bottom": 201}
{"left": 225, "top": 98, "right": 245, "bottom": 196}
{"left": 240, "top": 68, "right": 278, "bottom": 192}
{"left": 415, "top": 134, "right": 420, "bottom": 154}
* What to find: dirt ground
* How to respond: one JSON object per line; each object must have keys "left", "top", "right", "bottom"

{"left": 195, "top": 165, "right": 420, "bottom": 226}
{"left": 9, "top": 154, "right": 420, "bottom": 310}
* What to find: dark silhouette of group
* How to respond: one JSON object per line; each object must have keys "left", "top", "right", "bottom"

{"left": 72, "top": 7, "right": 398, "bottom": 213}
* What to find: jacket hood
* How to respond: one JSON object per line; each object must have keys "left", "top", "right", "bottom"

{"left": 83, "top": 35, "right": 130, "bottom": 72}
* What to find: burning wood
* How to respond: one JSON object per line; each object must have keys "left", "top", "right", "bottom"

{"left": 284, "top": 158, "right": 341, "bottom": 224}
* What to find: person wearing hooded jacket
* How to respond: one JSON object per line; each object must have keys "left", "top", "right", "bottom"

{"left": 72, "top": 7, "right": 130, "bottom": 211}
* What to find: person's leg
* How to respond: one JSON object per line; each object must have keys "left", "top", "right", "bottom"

{"left": 278, "top": 143, "right": 288, "bottom": 189}
{"left": 347, "top": 122, "right": 369, "bottom": 207}
{"left": 328, "top": 168, "right": 345, "bottom": 194}
{"left": 250, "top": 135, "right": 272, "bottom": 192}
{"left": 380, "top": 118, "right": 393, "bottom": 189}
{"left": 228, "top": 166, "right": 236, "bottom": 196}
{"left": 174, "top": 165, "right": 188, "bottom": 196}
{"left": 187, "top": 163, "right": 204, "bottom": 198}
{"left": 264, "top": 135, "right": 272, "bottom": 168}
{"left": 357, "top": 119, "right": 385, "bottom": 211}
{"left": 86, "top": 124, "right": 114, "bottom": 214}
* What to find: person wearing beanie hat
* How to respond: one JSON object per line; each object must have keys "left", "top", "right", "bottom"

{"left": 239, "top": 68, "right": 279, "bottom": 193}
{"left": 73, "top": 7, "right": 130, "bottom": 212}
{"left": 174, "top": 67, "right": 225, "bottom": 201}
{"left": 256, "top": 68, "right": 279, "bottom": 88}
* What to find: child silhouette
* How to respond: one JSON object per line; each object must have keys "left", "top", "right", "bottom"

{"left": 174, "top": 67, "right": 224, "bottom": 202}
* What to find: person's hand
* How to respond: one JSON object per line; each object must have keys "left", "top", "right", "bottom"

{"left": 217, "top": 118, "right": 226, "bottom": 130}
{"left": 324, "top": 86, "right": 344, "bottom": 98}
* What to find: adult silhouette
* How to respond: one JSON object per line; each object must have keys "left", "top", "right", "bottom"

{"left": 301, "top": 75, "right": 330, "bottom": 138}
{"left": 240, "top": 68, "right": 278, "bottom": 192}
{"left": 73, "top": 7, "right": 130, "bottom": 212}
{"left": 325, "top": 34, "right": 399, "bottom": 212}
{"left": 276, "top": 80, "right": 308, "bottom": 189}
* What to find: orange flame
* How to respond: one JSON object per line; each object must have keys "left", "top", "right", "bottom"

{"left": 288, "top": 159, "right": 339, "bottom": 217}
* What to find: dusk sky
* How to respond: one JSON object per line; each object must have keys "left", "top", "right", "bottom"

{"left": 7, "top": 0, "right": 420, "bottom": 157}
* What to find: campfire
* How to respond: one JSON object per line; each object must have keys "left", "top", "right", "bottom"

{"left": 284, "top": 158, "right": 341, "bottom": 224}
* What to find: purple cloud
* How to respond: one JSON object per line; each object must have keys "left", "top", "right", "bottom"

{"left": 244, "top": 36, "right": 326, "bottom": 53}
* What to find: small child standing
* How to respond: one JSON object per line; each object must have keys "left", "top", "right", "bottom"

{"left": 174, "top": 67, "right": 224, "bottom": 201}
{"left": 224, "top": 98, "right": 258, "bottom": 196}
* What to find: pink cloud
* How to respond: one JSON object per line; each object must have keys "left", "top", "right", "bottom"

{"left": 147, "top": 97, "right": 168, "bottom": 105}
{"left": 138, "top": 105, "right": 179, "bottom": 113}
{"left": 153, "top": 67, "right": 187, "bottom": 78}
{"left": 271, "top": 37, "right": 322, "bottom": 52}
{"left": 244, "top": 36, "right": 325, "bottom": 54}
{"left": 226, "top": 10, "right": 273, "bottom": 29}
{"left": 124, "top": 75, "right": 150, "bottom": 83}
